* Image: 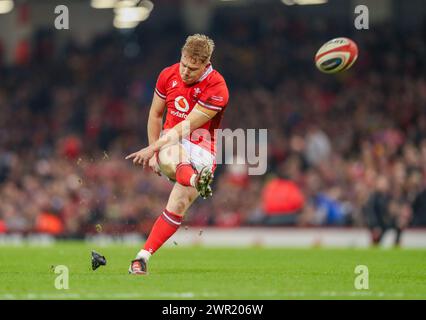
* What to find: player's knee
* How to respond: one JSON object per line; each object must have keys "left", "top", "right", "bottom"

{"left": 158, "top": 146, "right": 176, "bottom": 178}
{"left": 158, "top": 144, "right": 187, "bottom": 179}
{"left": 159, "top": 162, "right": 176, "bottom": 180}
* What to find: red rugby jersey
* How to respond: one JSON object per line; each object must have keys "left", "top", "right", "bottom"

{"left": 154, "top": 63, "right": 229, "bottom": 155}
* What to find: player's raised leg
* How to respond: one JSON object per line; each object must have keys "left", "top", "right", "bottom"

{"left": 157, "top": 142, "right": 214, "bottom": 198}
{"left": 157, "top": 143, "right": 191, "bottom": 182}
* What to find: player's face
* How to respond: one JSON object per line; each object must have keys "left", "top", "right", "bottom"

{"left": 179, "top": 54, "right": 208, "bottom": 85}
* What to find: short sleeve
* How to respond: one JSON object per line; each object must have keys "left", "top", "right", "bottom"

{"left": 154, "top": 68, "right": 168, "bottom": 99}
{"left": 197, "top": 79, "right": 229, "bottom": 112}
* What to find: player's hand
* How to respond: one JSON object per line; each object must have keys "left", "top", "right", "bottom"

{"left": 125, "top": 146, "right": 156, "bottom": 168}
{"left": 148, "top": 153, "right": 161, "bottom": 176}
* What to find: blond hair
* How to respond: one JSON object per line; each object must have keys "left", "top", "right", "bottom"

{"left": 181, "top": 34, "right": 215, "bottom": 64}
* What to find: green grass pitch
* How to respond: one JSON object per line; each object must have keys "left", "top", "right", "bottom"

{"left": 0, "top": 242, "right": 425, "bottom": 299}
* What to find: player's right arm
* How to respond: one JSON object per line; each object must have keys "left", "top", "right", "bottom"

{"left": 126, "top": 67, "right": 168, "bottom": 174}
{"left": 146, "top": 93, "right": 166, "bottom": 175}
{"left": 147, "top": 93, "right": 166, "bottom": 145}
{"left": 148, "top": 67, "right": 169, "bottom": 145}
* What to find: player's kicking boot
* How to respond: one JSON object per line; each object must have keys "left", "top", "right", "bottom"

{"left": 195, "top": 166, "right": 213, "bottom": 199}
{"left": 129, "top": 258, "right": 148, "bottom": 275}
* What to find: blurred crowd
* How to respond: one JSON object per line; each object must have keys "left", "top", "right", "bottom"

{"left": 1, "top": 8, "right": 426, "bottom": 236}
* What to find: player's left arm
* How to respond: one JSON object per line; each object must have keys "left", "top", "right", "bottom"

{"left": 150, "top": 104, "right": 216, "bottom": 151}
{"left": 125, "top": 105, "right": 217, "bottom": 166}
{"left": 152, "top": 78, "right": 228, "bottom": 154}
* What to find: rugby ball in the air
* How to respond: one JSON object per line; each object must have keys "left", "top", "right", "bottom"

{"left": 315, "top": 37, "right": 358, "bottom": 74}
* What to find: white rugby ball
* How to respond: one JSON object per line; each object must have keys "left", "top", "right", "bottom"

{"left": 315, "top": 37, "right": 358, "bottom": 74}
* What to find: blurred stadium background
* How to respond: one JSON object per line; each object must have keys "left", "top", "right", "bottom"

{"left": 0, "top": 0, "right": 425, "bottom": 247}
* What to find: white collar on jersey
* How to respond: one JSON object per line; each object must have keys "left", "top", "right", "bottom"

{"left": 196, "top": 64, "right": 213, "bottom": 83}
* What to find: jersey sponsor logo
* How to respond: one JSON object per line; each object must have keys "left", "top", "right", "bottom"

{"left": 171, "top": 80, "right": 178, "bottom": 88}
{"left": 174, "top": 96, "right": 190, "bottom": 112}
{"left": 170, "top": 110, "right": 188, "bottom": 119}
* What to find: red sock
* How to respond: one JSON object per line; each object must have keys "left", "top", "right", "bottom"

{"left": 176, "top": 162, "right": 197, "bottom": 187}
{"left": 143, "top": 209, "right": 183, "bottom": 254}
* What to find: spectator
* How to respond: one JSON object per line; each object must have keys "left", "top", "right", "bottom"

{"left": 258, "top": 176, "right": 305, "bottom": 225}
{"left": 412, "top": 189, "right": 426, "bottom": 226}
{"left": 304, "top": 125, "right": 332, "bottom": 167}
{"left": 363, "top": 176, "right": 406, "bottom": 246}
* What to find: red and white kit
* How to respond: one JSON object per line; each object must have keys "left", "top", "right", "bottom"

{"left": 155, "top": 63, "right": 229, "bottom": 172}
